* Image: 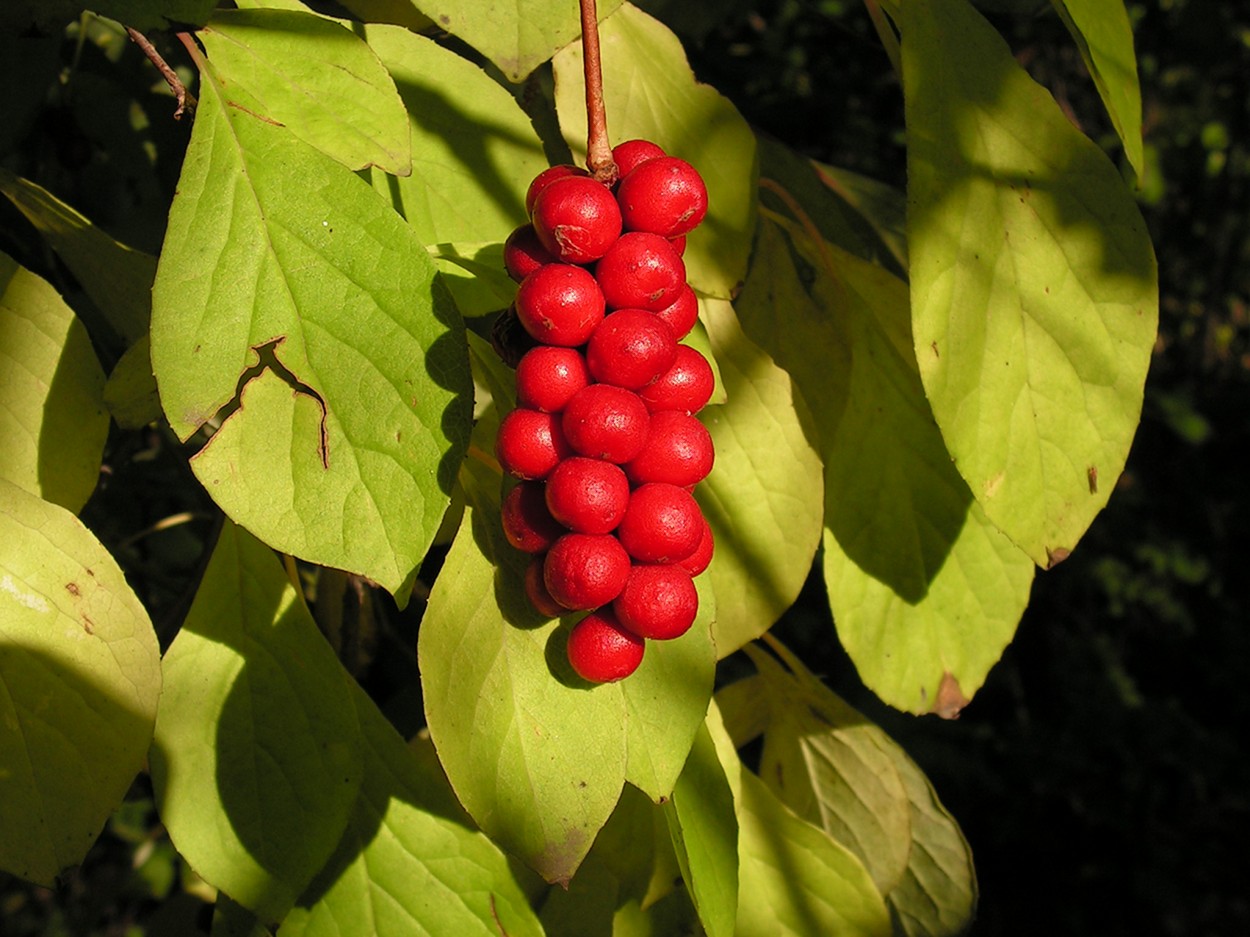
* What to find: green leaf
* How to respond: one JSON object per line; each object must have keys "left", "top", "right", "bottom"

{"left": 419, "top": 479, "right": 627, "bottom": 885}
{"left": 150, "top": 522, "right": 365, "bottom": 924}
{"left": 151, "top": 63, "right": 471, "bottom": 595}
{"left": 1051, "top": 0, "right": 1145, "bottom": 178}
{"left": 0, "top": 253, "right": 108, "bottom": 514}
{"left": 411, "top": 0, "right": 624, "bottom": 82}
{"left": 0, "top": 479, "right": 160, "bottom": 886}
{"left": 903, "top": 0, "right": 1157, "bottom": 568}
{"left": 104, "top": 335, "right": 161, "bottom": 430}
{"left": 362, "top": 25, "right": 549, "bottom": 246}
{"left": 552, "top": 3, "right": 758, "bottom": 299}
{"left": 664, "top": 722, "right": 738, "bottom": 937}
{"left": 0, "top": 169, "right": 155, "bottom": 348}
{"left": 697, "top": 295, "right": 824, "bottom": 657}
{"left": 427, "top": 242, "right": 515, "bottom": 317}
{"left": 198, "top": 9, "right": 411, "bottom": 175}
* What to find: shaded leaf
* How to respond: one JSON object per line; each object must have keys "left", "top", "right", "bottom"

{"left": 903, "top": 0, "right": 1157, "bottom": 567}
{"left": 0, "top": 253, "right": 108, "bottom": 513}
{"left": 1, "top": 0, "right": 215, "bottom": 32}
{"left": 0, "top": 479, "right": 160, "bottom": 886}
{"left": 104, "top": 335, "right": 161, "bottom": 430}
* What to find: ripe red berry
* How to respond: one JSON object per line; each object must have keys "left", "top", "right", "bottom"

{"left": 495, "top": 408, "right": 572, "bottom": 480}
{"left": 566, "top": 608, "right": 645, "bottom": 683}
{"left": 595, "top": 232, "right": 687, "bottom": 311}
{"left": 524, "top": 555, "right": 568, "bottom": 618}
{"left": 585, "top": 309, "right": 678, "bottom": 391}
{"left": 501, "top": 481, "right": 566, "bottom": 553}
{"left": 652, "top": 284, "right": 699, "bottom": 340}
{"left": 545, "top": 457, "right": 630, "bottom": 535}
{"left": 612, "top": 139, "right": 666, "bottom": 179}
{"left": 624, "top": 410, "right": 714, "bottom": 488}
{"left": 544, "top": 532, "right": 631, "bottom": 610}
{"left": 514, "top": 263, "right": 605, "bottom": 346}
{"left": 638, "top": 344, "right": 716, "bottom": 414}
{"left": 617, "top": 156, "right": 708, "bottom": 238}
{"left": 515, "top": 345, "right": 591, "bottom": 413}
{"left": 531, "top": 175, "right": 622, "bottom": 264}
{"left": 613, "top": 564, "right": 699, "bottom": 640}
{"left": 616, "top": 482, "right": 705, "bottom": 564}
{"left": 668, "top": 234, "right": 687, "bottom": 257}
{"left": 504, "top": 224, "right": 557, "bottom": 282}
{"left": 525, "top": 164, "right": 588, "bottom": 215}
{"left": 676, "top": 517, "right": 715, "bottom": 577}
{"left": 561, "top": 384, "right": 651, "bottom": 464}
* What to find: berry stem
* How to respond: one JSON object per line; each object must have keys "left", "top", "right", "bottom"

{"left": 579, "top": 0, "right": 618, "bottom": 185}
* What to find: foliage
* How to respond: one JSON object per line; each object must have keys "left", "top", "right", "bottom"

{"left": 1, "top": 1, "right": 1159, "bottom": 934}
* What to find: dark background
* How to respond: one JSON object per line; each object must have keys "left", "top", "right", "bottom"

{"left": 2, "top": 1, "right": 1246, "bottom": 934}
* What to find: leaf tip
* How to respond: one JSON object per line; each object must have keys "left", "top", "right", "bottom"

{"left": 931, "top": 671, "right": 969, "bottom": 720}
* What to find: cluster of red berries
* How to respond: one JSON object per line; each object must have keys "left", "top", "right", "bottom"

{"left": 495, "top": 139, "right": 716, "bottom": 685}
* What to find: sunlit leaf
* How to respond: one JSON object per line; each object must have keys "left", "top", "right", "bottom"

{"left": 0, "top": 253, "right": 108, "bottom": 513}
{"left": 0, "top": 479, "right": 160, "bottom": 886}
{"left": 151, "top": 63, "right": 471, "bottom": 594}
{"left": 151, "top": 522, "right": 364, "bottom": 923}
{"left": 903, "top": 0, "right": 1157, "bottom": 567}
{"left": 553, "top": 3, "right": 757, "bottom": 299}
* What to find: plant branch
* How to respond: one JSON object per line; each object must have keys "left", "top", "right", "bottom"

{"left": 579, "top": 0, "right": 618, "bottom": 184}
{"left": 125, "top": 26, "right": 197, "bottom": 120}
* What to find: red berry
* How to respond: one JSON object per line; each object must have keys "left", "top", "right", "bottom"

{"left": 613, "top": 564, "right": 699, "bottom": 640}
{"left": 616, "top": 483, "right": 705, "bottom": 564}
{"left": 514, "top": 264, "right": 605, "bottom": 347}
{"left": 501, "top": 481, "right": 566, "bottom": 552}
{"left": 638, "top": 344, "right": 715, "bottom": 414}
{"left": 544, "top": 533, "right": 631, "bottom": 610}
{"left": 495, "top": 408, "right": 572, "bottom": 480}
{"left": 504, "top": 224, "right": 557, "bottom": 282}
{"left": 595, "top": 232, "right": 687, "bottom": 311}
{"left": 624, "top": 410, "right": 714, "bottom": 488}
{"left": 562, "top": 384, "right": 650, "bottom": 464}
{"left": 585, "top": 309, "right": 678, "bottom": 391}
{"left": 617, "top": 156, "right": 708, "bottom": 238}
{"left": 566, "top": 608, "right": 645, "bottom": 683}
{"left": 525, "top": 555, "right": 569, "bottom": 618}
{"left": 515, "top": 345, "right": 591, "bottom": 413}
{"left": 676, "top": 517, "right": 715, "bottom": 577}
{"left": 526, "top": 164, "right": 589, "bottom": 215}
{"left": 545, "top": 457, "right": 630, "bottom": 534}
{"left": 652, "top": 284, "right": 699, "bottom": 340}
{"left": 612, "top": 139, "right": 666, "bottom": 179}
{"left": 532, "top": 175, "right": 622, "bottom": 264}
{"left": 668, "top": 234, "right": 687, "bottom": 257}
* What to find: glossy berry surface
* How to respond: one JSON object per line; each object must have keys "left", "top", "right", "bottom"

{"left": 495, "top": 408, "right": 572, "bottom": 480}
{"left": 501, "top": 481, "right": 566, "bottom": 553}
{"left": 585, "top": 309, "right": 678, "bottom": 391}
{"left": 638, "top": 344, "right": 716, "bottom": 414}
{"left": 616, "top": 482, "right": 705, "bottom": 564}
{"left": 624, "top": 410, "right": 714, "bottom": 487}
{"left": 676, "top": 517, "right": 715, "bottom": 577}
{"left": 531, "top": 175, "right": 622, "bottom": 264}
{"left": 544, "top": 457, "right": 630, "bottom": 534}
{"left": 613, "top": 563, "right": 699, "bottom": 640}
{"left": 504, "top": 224, "right": 556, "bottom": 282}
{"left": 543, "top": 532, "right": 631, "bottom": 610}
{"left": 515, "top": 345, "right": 591, "bottom": 413}
{"left": 594, "top": 232, "right": 686, "bottom": 311}
{"left": 612, "top": 139, "right": 666, "bottom": 179}
{"left": 566, "top": 608, "right": 645, "bottom": 683}
{"left": 514, "top": 263, "right": 605, "bottom": 347}
{"left": 616, "top": 156, "right": 708, "bottom": 238}
{"left": 561, "top": 384, "right": 651, "bottom": 464}
{"left": 525, "top": 164, "right": 588, "bottom": 215}
{"left": 525, "top": 555, "right": 568, "bottom": 619}
{"left": 652, "top": 284, "right": 699, "bottom": 340}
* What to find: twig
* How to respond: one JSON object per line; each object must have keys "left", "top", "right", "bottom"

{"left": 125, "top": 25, "right": 197, "bottom": 120}
{"left": 579, "top": 0, "right": 618, "bottom": 184}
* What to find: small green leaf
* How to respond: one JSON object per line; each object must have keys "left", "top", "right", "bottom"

{"left": 1051, "top": 0, "right": 1145, "bottom": 178}
{"left": 152, "top": 66, "right": 471, "bottom": 594}
{"left": 904, "top": 0, "right": 1157, "bottom": 567}
{"left": 427, "top": 242, "right": 515, "bottom": 317}
{"left": 0, "top": 479, "right": 160, "bottom": 886}
{"left": 0, "top": 253, "right": 108, "bottom": 513}
{"left": 363, "top": 25, "right": 550, "bottom": 247}
{"left": 150, "top": 522, "right": 365, "bottom": 923}
{"left": 411, "top": 0, "right": 624, "bottom": 82}
{"left": 698, "top": 296, "right": 824, "bottom": 657}
{"left": 552, "top": 3, "right": 758, "bottom": 299}
{"left": 199, "top": 8, "right": 411, "bottom": 174}
{"left": 104, "top": 335, "right": 161, "bottom": 430}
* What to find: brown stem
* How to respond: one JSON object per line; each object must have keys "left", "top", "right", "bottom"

{"left": 125, "top": 26, "right": 197, "bottom": 120}
{"left": 579, "top": 0, "right": 618, "bottom": 185}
